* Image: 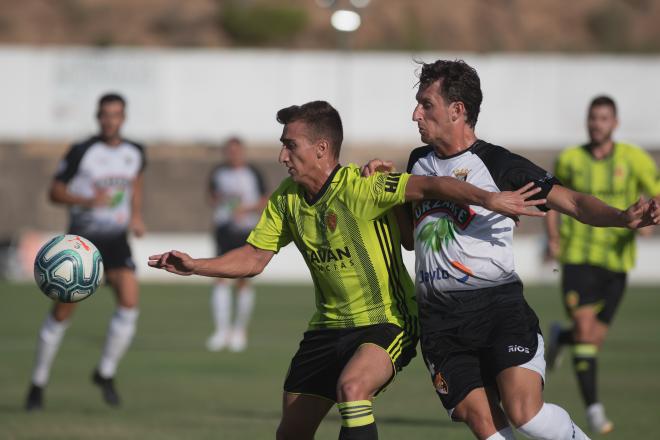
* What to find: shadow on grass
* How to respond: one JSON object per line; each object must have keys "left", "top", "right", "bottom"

{"left": 221, "top": 408, "right": 455, "bottom": 428}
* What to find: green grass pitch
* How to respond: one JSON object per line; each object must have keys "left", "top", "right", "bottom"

{"left": 1, "top": 281, "right": 658, "bottom": 439}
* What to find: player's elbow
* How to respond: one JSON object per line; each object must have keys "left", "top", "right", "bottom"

{"left": 404, "top": 177, "right": 426, "bottom": 202}
{"left": 244, "top": 246, "right": 272, "bottom": 277}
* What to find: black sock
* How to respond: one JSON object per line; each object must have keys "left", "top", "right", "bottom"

{"left": 572, "top": 344, "right": 598, "bottom": 406}
{"left": 339, "top": 423, "right": 378, "bottom": 440}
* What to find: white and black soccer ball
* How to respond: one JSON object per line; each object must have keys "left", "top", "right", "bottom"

{"left": 33, "top": 234, "right": 104, "bottom": 303}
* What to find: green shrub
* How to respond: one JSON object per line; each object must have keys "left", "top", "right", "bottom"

{"left": 220, "top": 1, "right": 308, "bottom": 46}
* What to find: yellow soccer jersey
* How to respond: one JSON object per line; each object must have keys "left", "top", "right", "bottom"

{"left": 247, "top": 164, "right": 418, "bottom": 337}
{"left": 555, "top": 142, "right": 660, "bottom": 272}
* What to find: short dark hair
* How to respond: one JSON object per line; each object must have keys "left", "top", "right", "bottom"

{"left": 276, "top": 100, "right": 343, "bottom": 160}
{"left": 97, "top": 93, "right": 126, "bottom": 112}
{"left": 417, "top": 59, "right": 483, "bottom": 128}
{"left": 223, "top": 136, "right": 244, "bottom": 148}
{"left": 589, "top": 95, "right": 617, "bottom": 116}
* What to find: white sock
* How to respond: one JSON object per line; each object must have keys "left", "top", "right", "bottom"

{"left": 31, "top": 314, "right": 70, "bottom": 387}
{"left": 486, "top": 427, "right": 517, "bottom": 439}
{"left": 210, "top": 284, "right": 231, "bottom": 335}
{"left": 98, "top": 306, "right": 139, "bottom": 378}
{"left": 517, "top": 403, "right": 590, "bottom": 440}
{"left": 233, "top": 286, "right": 255, "bottom": 333}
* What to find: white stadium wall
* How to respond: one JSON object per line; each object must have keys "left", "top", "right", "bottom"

{"left": 4, "top": 47, "right": 660, "bottom": 284}
{"left": 1, "top": 47, "right": 660, "bottom": 149}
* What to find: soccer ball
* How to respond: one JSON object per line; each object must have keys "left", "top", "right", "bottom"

{"left": 33, "top": 234, "right": 104, "bottom": 303}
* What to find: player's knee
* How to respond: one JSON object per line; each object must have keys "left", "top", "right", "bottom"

{"left": 118, "top": 297, "right": 139, "bottom": 309}
{"left": 52, "top": 303, "right": 76, "bottom": 321}
{"left": 452, "top": 405, "right": 496, "bottom": 435}
{"left": 337, "top": 377, "right": 370, "bottom": 402}
{"left": 116, "top": 282, "right": 140, "bottom": 308}
{"left": 450, "top": 404, "right": 468, "bottom": 422}
{"left": 502, "top": 399, "right": 539, "bottom": 428}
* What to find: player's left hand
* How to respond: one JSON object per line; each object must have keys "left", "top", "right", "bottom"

{"left": 130, "top": 216, "right": 146, "bottom": 237}
{"left": 623, "top": 197, "right": 660, "bottom": 229}
{"left": 485, "top": 182, "right": 547, "bottom": 224}
{"left": 361, "top": 159, "right": 396, "bottom": 177}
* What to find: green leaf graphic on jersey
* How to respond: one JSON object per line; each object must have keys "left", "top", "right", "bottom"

{"left": 110, "top": 191, "right": 125, "bottom": 207}
{"left": 418, "top": 218, "right": 456, "bottom": 252}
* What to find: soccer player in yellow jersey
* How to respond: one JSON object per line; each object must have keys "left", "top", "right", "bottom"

{"left": 149, "top": 100, "right": 547, "bottom": 440}
{"left": 545, "top": 95, "right": 660, "bottom": 434}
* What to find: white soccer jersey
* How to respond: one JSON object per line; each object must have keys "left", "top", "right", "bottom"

{"left": 55, "top": 136, "right": 146, "bottom": 237}
{"left": 407, "top": 140, "right": 558, "bottom": 297}
{"left": 209, "top": 164, "right": 266, "bottom": 230}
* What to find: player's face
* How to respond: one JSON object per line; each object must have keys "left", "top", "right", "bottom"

{"left": 97, "top": 101, "right": 125, "bottom": 141}
{"left": 587, "top": 104, "right": 617, "bottom": 145}
{"left": 413, "top": 80, "right": 453, "bottom": 146}
{"left": 279, "top": 120, "right": 321, "bottom": 185}
{"left": 224, "top": 141, "right": 245, "bottom": 167}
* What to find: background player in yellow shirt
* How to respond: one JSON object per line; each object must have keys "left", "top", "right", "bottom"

{"left": 149, "top": 100, "right": 545, "bottom": 440}
{"left": 545, "top": 95, "right": 660, "bottom": 434}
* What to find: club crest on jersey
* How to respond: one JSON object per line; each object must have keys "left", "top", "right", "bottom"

{"left": 325, "top": 211, "right": 337, "bottom": 233}
{"left": 433, "top": 372, "right": 449, "bottom": 394}
{"left": 452, "top": 168, "right": 470, "bottom": 181}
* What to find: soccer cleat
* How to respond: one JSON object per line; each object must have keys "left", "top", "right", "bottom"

{"left": 587, "top": 403, "right": 614, "bottom": 434}
{"left": 92, "top": 370, "right": 120, "bottom": 407}
{"left": 206, "top": 331, "right": 229, "bottom": 352}
{"left": 545, "top": 321, "right": 564, "bottom": 371}
{"left": 25, "top": 384, "right": 44, "bottom": 411}
{"left": 228, "top": 330, "right": 247, "bottom": 352}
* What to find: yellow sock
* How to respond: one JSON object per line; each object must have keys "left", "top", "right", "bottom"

{"left": 337, "top": 400, "right": 375, "bottom": 428}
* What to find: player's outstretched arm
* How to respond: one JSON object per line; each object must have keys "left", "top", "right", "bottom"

{"left": 360, "top": 158, "right": 547, "bottom": 219}
{"left": 406, "top": 177, "right": 547, "bottom": 219}
{"left": 148, "top": 244, "right": 274, "bottom": 278}
{"left": 546, "top": 185, "right": 660, "bottom": 229}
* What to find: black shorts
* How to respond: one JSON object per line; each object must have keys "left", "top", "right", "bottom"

{"left": 419, "top": 282, "right": 543, "bottom": 412}
{"left": 283, "top": 323, "right": 417, "bottom": 402}
{"left": 215, "top": 224, "right": 251, "bottom": 256}
{"left": 561, "top": 264, "right": 627, "bottom": 325}
{"left": 71, "top": 232, "right": 135, "bottom": 272}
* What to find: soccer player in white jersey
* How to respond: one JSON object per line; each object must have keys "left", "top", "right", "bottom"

{"left": 206, "top": 137, "right": 268, "bottom": 352}
{"left": 25, "top": 93, "right": 146, "bottom": 410}
{"left": 364, "top": 60, "right": 659, "bottom": 440}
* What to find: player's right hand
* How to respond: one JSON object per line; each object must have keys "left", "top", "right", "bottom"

{"left": 148, "top": 250, "right": 196, "bottom": 276}
{"left": 623, "top": 197, "right": 660, "bottom": 229}
{"left": 360, "top": 159, "right": 396, "bottom": 177}
{"left": 485, "top": 182, "right": 547, "bottom": 223}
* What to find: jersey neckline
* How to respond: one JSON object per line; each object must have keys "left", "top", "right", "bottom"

{"left": 581, "top": 142, "right": 617, "bottom": 161}
{"left": 432, "top": 139, "right": 483, "bottom": 160}
{"left": 303, "top": 164, "right": 342, "bottom": 206}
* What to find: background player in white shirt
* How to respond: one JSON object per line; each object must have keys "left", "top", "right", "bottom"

{"left": 206, "top": 137, "right": 267, "bottom": 352}
{"left": 25, "top": 93, "right": 146, "bottom": 410}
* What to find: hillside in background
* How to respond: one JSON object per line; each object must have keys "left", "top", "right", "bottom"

{"left": 1, "top": 0, "right": 659, "bottom": 52}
